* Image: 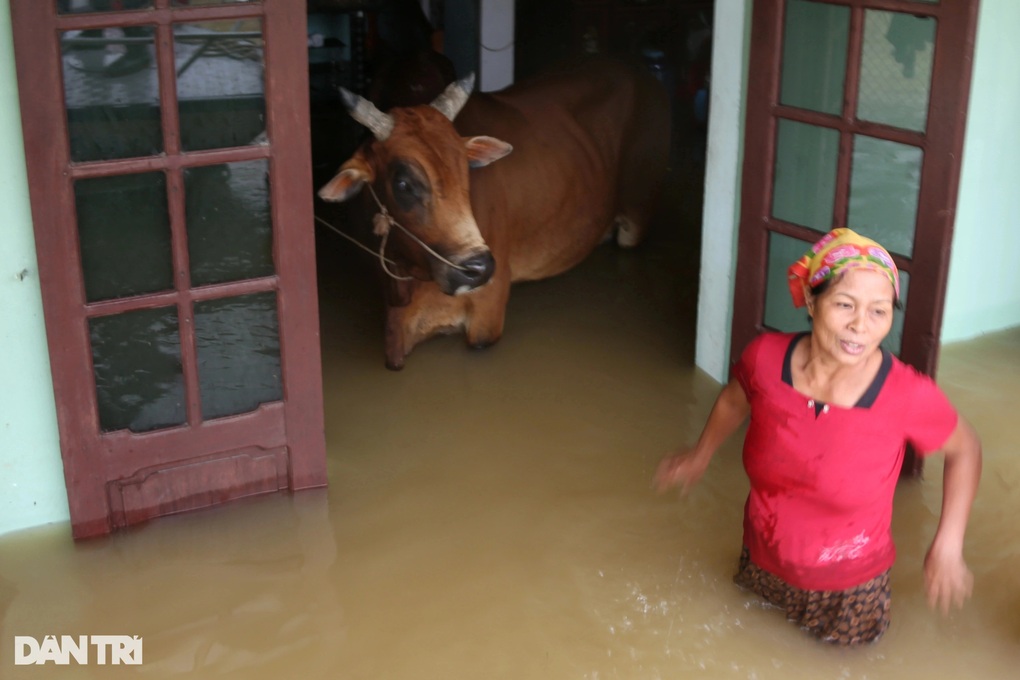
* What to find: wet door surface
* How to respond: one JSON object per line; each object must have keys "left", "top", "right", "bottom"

{"left": 731, "top": 0, "right": 979, "bottom": 382}
{"left": 11, "top": 0, "right": 326, "bottom": 538}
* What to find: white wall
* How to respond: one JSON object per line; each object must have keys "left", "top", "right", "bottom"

{"left": 479, "top": 0, "right": 514, "bottom": 91}
{"left": 694, "top": 0, "right": 751, "bottom": 383}
{"left": 0, "top": 0, "right": 71, "bottom": 536}
{"left": 942, "top": 0, "right": 1020, "bottom": 343}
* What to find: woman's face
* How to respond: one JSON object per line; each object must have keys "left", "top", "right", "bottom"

{"left": 806, "top": 267, "right": 896, "bottom": 366}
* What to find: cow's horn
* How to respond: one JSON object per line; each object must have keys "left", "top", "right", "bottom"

{"left": 430, "top": 73, "right": 475, "bottom": 121}
{"left": 339, "top": 87, "right": 394, "bottom": 141}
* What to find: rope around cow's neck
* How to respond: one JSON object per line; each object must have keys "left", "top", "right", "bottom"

{"left": 313, "top": 214, "right": 413, "bottom": 281}
{"left": 315, "top": 183, "right": 471, "bottom": 282}
{"left": 363, "top": 184, "right": 471, "bottom": 272}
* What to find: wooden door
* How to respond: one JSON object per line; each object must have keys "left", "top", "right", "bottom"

{"left": 730, "top": 0, "right": 979, "bottom": 471}
{"left": 11, "top": 0, "right": 327, "bottom": 538}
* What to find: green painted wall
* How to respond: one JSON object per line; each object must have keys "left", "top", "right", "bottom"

{"left": 942, "top": 0, "right": 1020, "bottom": 343}
{"left": 0, "top": 0, "right": 70, "bottom": 536}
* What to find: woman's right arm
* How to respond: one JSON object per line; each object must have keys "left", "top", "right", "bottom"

{"left": 653, "top": 376, "right": 750, "bottom": 493}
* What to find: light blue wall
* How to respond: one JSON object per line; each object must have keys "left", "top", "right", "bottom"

{"left": 0, "top": 0, "right": 71, "bottom": 536}
{"left": 942, "top": 0, "right": 1020, "bottom": 342}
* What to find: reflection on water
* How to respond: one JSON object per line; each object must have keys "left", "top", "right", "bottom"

{"left": 195, "top": 292, "right": 282, "bottom": 421}
{"left": 175, "top": 21, "right": 266, "bottom": 152}
{"left": 59, "top": 18, "right": 266, "bottom": 162}
{"left": 90, "top": 306, "right": 186, "bottom": 433}
{"left": 2, "top": 169, "right": 1019, "bottom": 678}
{"left": 76, "top": 172, "right": 174, "bottom": 302}
{"left": 186, "top": 159, "right": 274, "bottom": 287}
{"left": 61, "top": 25, "right": 162, "bottom": 162}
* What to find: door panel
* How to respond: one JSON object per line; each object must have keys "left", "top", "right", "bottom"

{"left": 12, "top": 0, "right": 327, "bottom": 538}
{"left": 847, "top": 134, "right": 922, "bottom": 257}
{"left": 61, "top": 24, "right": 164, "bottom": 160}
{"left": 772, "top": 119, "right": 840, "bottom": 230}
{"left": 185, "top": 159, "right": 275, "bottom": 286}
{"left": 856, "top": 9, "right": 934, "bottom": 133}
{"left": 175, "top": 18, "right": 266, "bottom": 152}
{"left": 75, "top": 172, "right": 175, "bottom": 301}
{"left": 779, "top": 0, "right": 849, "bottom": 115}
{"left": 733, "top": 0, "right": 979, "bottom": 476}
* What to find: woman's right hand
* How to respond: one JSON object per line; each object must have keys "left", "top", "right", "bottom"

{"left": 653, "top": 448, "right": 711, "bottom": 494}
{"left": 654, "top": 377, "right": 749, "bottom": 496}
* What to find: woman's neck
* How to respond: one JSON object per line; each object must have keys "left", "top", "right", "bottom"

{"left": 792, "top": 333, "right": 884, "bottom": 407}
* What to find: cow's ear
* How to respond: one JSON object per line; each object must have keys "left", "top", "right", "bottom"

{"left": 318, "top": 157, "right": 374, "bottom": 202}
{"left": 464, "top": 136, "right": 513, "bottom": 168}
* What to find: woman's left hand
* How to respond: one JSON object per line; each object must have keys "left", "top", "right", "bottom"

{"left": 924, "top": 541, "right": 974, "bottom": 615}
{"left": 923, "top": 417, "right": 981, "bottom": 616}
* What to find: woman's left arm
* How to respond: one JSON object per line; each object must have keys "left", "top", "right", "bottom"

{"left": 924, "top": 416, "right": 982, "bottom": 615}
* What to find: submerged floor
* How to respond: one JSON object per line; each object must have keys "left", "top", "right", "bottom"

{"left": 2, "top": 167, "right": 1020, "bottom": 678}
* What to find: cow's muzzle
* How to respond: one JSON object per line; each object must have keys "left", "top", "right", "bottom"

{"left": 441, "top": 250, "right": 495, "bottom": 295}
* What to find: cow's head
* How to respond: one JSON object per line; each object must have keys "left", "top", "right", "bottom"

{"left": 318, "top": 74, "right": 513, "bottom": 296}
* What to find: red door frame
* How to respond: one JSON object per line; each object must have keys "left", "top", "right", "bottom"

{"left": 730, "top": 0, "right": 980, "bottom": 475}
{"left": 11, "top": 0, "right": 327, "bottom": 538}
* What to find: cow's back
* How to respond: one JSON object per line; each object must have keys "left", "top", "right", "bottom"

{"left": 454, "top": 58, "right": 670, "bottom": 282}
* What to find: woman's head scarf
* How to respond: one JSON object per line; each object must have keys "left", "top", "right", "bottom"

{"left": 787, "top": 228, "right": 899, "bottom": 308}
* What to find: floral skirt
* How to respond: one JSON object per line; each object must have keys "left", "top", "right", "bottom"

{"left": 733, "top": 547, "right": 891, "bottom": 646}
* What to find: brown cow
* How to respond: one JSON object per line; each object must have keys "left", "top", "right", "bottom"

{"left": 318, "top": 58, "right": 670, "bottom": 369}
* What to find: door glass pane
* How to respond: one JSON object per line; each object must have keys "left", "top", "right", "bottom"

{"left": 857, "top": 11, "right": 935, "bottom": 132}
{"left": 185, "top": 160, "right": 274, "bottom": 287}
{"left": 195, "top": 292, "right": 282, "bottom": 421}
{"left": 58, "top": 0, "right": 153, "bottom": 13}
{"left": 780, "top": 0, "right": 849, "bottom": 115}
{"left": 75, "top": 172, "right": 174, "bottom": 302}
{"left": 61, "top": 26, "right": 161, "bottom": 161}
{"left": 847, "top": 135, "right": 922, "bottom": 258}
{"left": 883, "top": 270, "right": 909, "bottom": 356}
{"left": 772, "top": 119, "right": 839, "bottom": 230}
{"left": 764, "top": 231, "right": 813, "bottom": 336}
{"left": 90, "top": 307, "right": 186, "bottom": 433}
{"left": 764, "top": 232, "right": 909, "bottom": 356}
{"left": 175, "top": 20, "right": 267, "bottom": 152}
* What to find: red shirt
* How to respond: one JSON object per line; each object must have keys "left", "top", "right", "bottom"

{"left": 733, "top": 332, "right": 958, "bottom": 590}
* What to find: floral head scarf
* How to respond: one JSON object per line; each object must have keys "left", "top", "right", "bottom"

{"left": 787, "top": 228, "right": 899, "bottom": 308}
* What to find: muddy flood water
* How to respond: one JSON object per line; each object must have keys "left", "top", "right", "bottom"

{"left": 2, "top": 168, "right": 1020, "bottom": 679}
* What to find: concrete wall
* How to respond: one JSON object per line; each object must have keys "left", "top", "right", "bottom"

{"left": 479, "top": 0, "right": 514, "bottom": 92}
{"left": 694, "top": 0, "right": 750, "bottom": 382}
{"left": 0, "top": 0, "right": 71, "bottom": 536}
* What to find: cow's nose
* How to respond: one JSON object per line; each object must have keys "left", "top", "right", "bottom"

{"left": 450, "top": 251, "right": 495, "bottom": 292}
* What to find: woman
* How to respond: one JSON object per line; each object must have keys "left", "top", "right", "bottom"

{"left": 655, "top": 228, "right": 982, "bottom": 645}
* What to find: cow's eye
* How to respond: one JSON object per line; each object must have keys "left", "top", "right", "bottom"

{"left": 389, "top": 162, "right": 428, "bottom": 212}
{"left": 392, "top": 177, "right": 418, "bottom": 210}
